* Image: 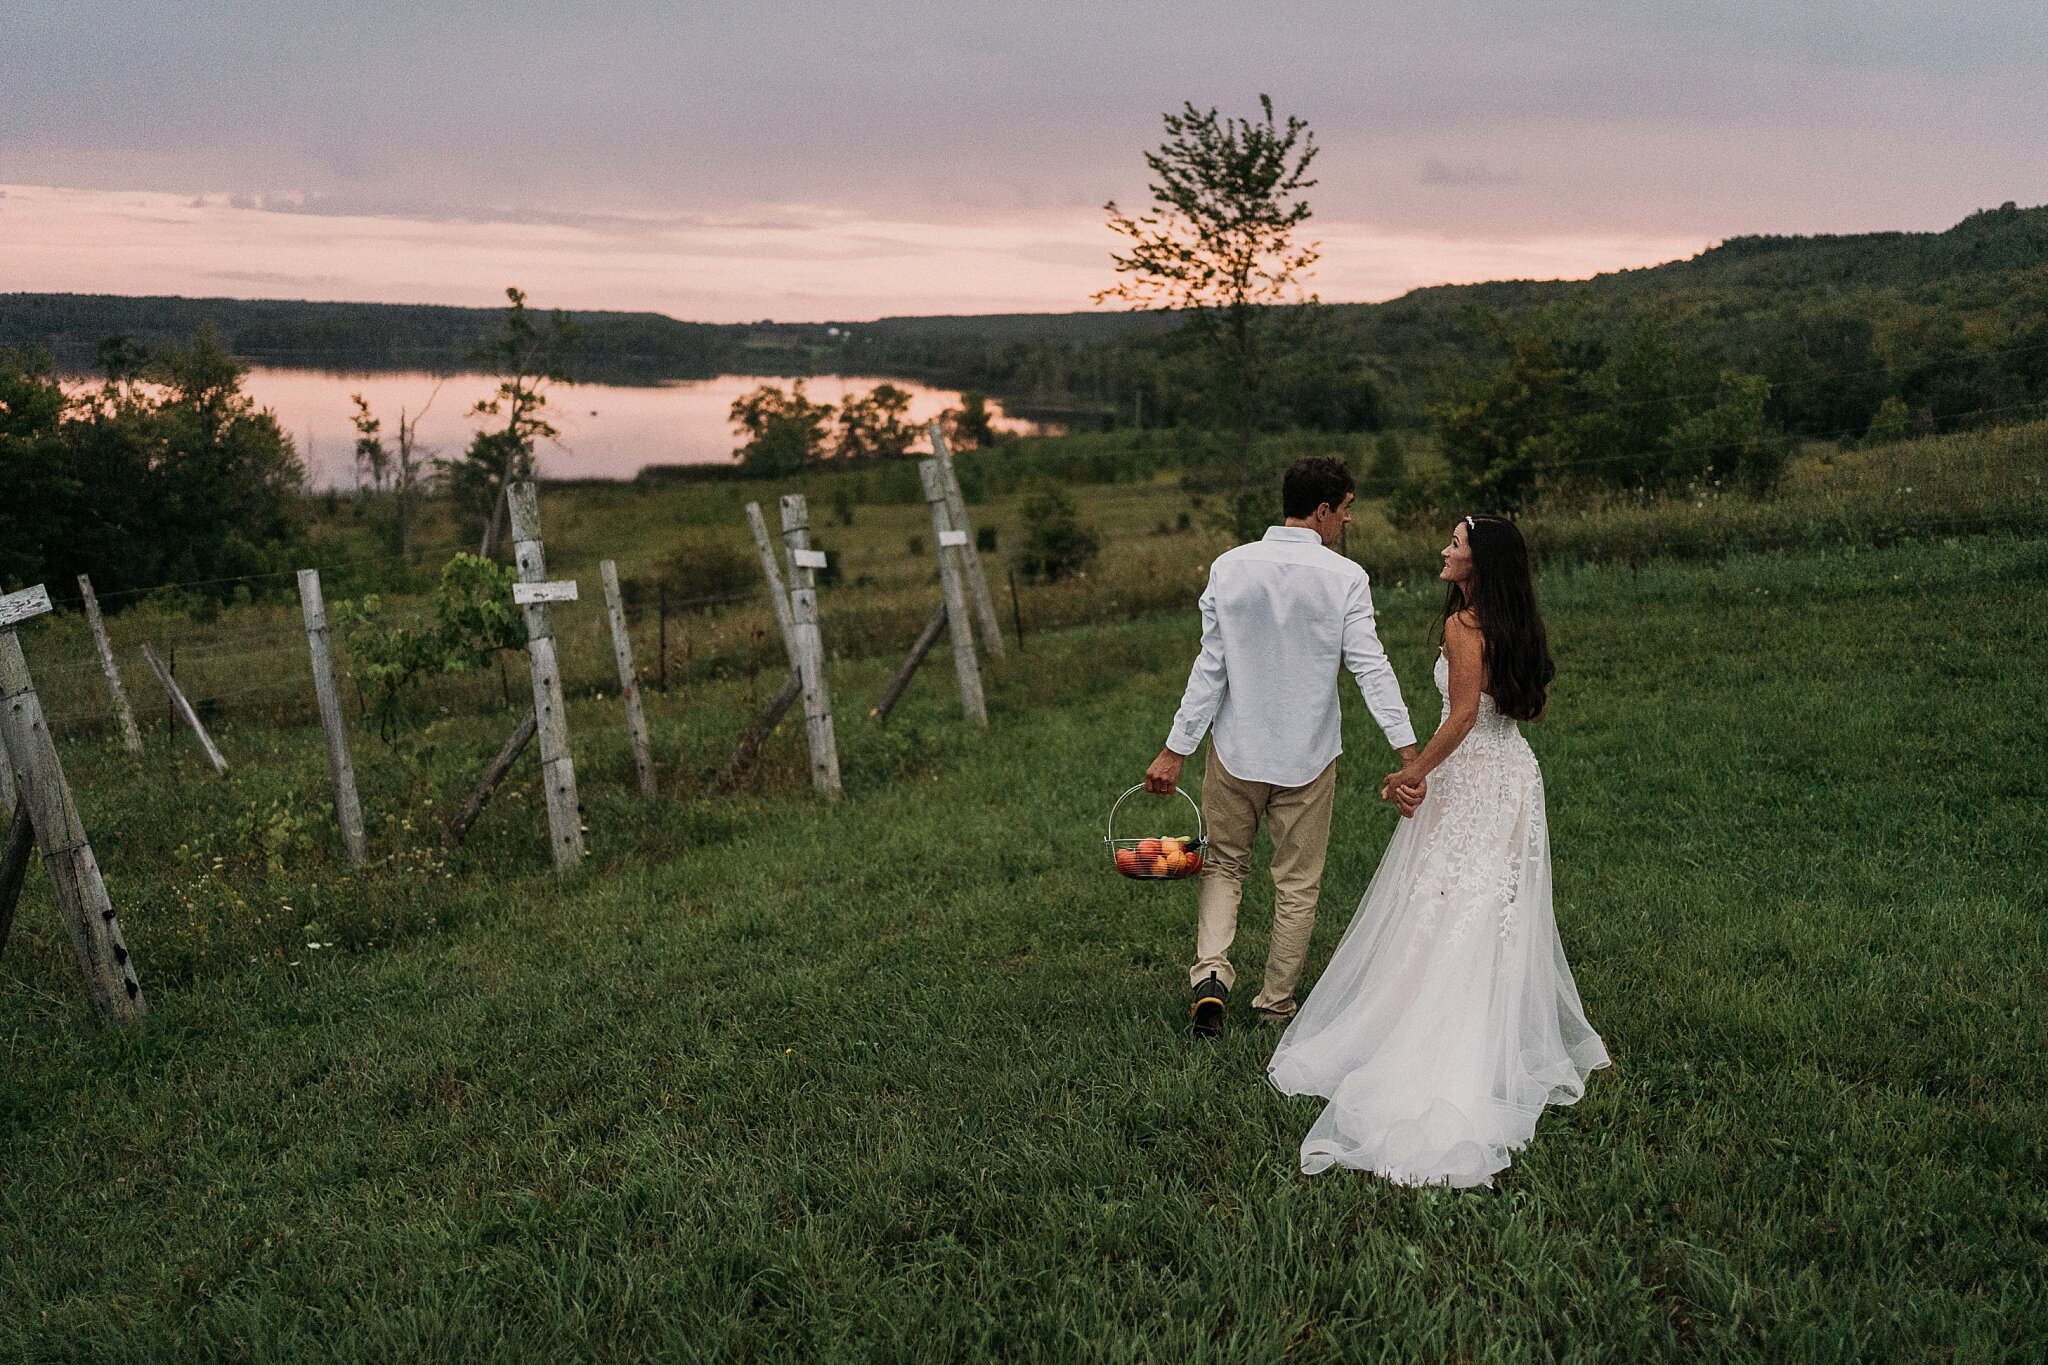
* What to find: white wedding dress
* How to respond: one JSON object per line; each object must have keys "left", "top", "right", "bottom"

{"left": 1267, "top": 653, "right": 1609, "bottom": 1187}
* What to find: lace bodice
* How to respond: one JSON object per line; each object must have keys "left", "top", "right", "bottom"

{"left": 1408, "top": 651, "right": 1544, "bottom": 951}
{"left": 1433, "top": 652, "right": 1522, "bottom": 742}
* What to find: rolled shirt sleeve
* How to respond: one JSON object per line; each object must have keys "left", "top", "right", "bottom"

{"left": 1343, "top": 574, "right": 1417, "bottom": 751}
{"left": 1165, "top": 577, "right": 1228, "bottom": 756}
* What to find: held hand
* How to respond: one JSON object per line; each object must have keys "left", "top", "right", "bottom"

{"left": 1145, "top": 748, "right": 1185, "bottom": 794}
{"left": 1381, "top": 767, "right": 1427, "bottom": 818}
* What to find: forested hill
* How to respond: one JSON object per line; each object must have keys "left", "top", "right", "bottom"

{"left": 0, "top": 293, "right": 1178, "bottom": 383}
{"left": 838, "top": 201, "right": 2048, "bottom": 436}
{"left": 0, "top": 295, "right": 740, "bottom": 382}
{"left": 4, "top": 202, "right": 2044, "bottom": 436}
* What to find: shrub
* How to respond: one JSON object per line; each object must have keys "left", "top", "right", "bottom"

{"left": 1017, "top": 485, "right": 1102, "bottom": 582}
{"left": 664, "top": 541, "right": 759, "bottom": 601}
{"left": 1361, "top": 432, "right": 1407, "bottom": 498}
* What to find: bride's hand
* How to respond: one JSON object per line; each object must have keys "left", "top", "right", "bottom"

{"left": 1381, "top": 770, "right": 1426, "bottom": 818}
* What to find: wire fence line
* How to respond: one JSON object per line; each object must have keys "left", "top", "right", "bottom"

{"left": 14, "top": 416, "right": 2046, "bottom": 746}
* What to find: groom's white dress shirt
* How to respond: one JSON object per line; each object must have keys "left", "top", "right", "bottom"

{"left": 1165, "top": 525, "right": 1415, "bottom": 787}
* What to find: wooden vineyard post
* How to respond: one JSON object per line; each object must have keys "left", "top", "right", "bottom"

{"left": 0, "top": 793, "right": 33, "bottom": 960}
{"left": 141, "top": 642, "right": 227, "bottom": 774}
{"left": 870, "top": 605, "right": 947, "bottom": 725}
{"left": 297, "top": 571, "right": 367, "bottom": 866}
{"left": 708, "top": 673, "right": 802, "bottom": 796}
{"left": 920, "top": 459, "right": 988, "bottom": 726}
{"left": 0, "top": 722, "right": 12, "bottom": 814}
{"left": 442, "top": 707, "right": 538, "bottom": 850}
{"left": 506, "top": 483, "right": 586, "bottom": 876}
{"left": 600, "top": 560, "right": 656, "bottom": 798}
{"left": 779, "top": 495, "right": 843, "bottom": 799}
{"left": 745, "top": 502, "right": 803, "bottom": 678}
{"left": 928, "top": 423, "right": 1005, "bottom": 658}
{"left": 78, "top": 575, "right": 143, "bottom": 755}
{"left": 0, "top": 585, "right": 147, "bottom": 1023}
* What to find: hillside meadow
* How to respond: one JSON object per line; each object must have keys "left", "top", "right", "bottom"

{"left": 4, "top": 481, "right": 2047, "bottom": 1357}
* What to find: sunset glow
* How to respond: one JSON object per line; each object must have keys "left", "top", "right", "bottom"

{"left": 2, "top": 183, "right": 1709, "bottom": 321}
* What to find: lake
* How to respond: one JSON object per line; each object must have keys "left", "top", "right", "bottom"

{"left": 239, "top": 369, "right": 1046, "bottom": 489}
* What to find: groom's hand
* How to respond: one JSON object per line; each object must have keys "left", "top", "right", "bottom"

{"left": 1145, "top": 748, "right": 1185, "bottom": 794}
{"left": 1380, "top": 772, "right": 1426, "bottom": 817}
{"left": 1382, "top": 746, "right": 1427, "bottom": 818}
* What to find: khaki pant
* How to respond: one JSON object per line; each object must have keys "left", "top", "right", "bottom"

{"left": 1190, "top": 748, "right": 1337, "bottom": 1021}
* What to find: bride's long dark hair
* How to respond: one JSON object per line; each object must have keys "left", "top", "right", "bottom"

{"left": 1441, "top": 515, "right": 1554, "bottom": 721}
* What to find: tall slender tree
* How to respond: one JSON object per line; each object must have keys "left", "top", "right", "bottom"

{"left": 1096, "top": 94, "right": 1320, "bottom": 538}
{"left": 350, "top": 379, "right": 441, "bottom": 563}
{"left": 444, "top": 288, "right": 578, "bottom": 558}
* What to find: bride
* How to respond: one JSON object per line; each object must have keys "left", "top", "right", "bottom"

{"left": 1267, "top": 515, "right": 1609, "bottom": 1188}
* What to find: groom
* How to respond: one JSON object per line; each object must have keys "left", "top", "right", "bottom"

{"left": 1144, "top": 456, "right": 1424, "bottom": 1035}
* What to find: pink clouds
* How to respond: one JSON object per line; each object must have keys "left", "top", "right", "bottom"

{"left": 0, "top": 184, "right": 1708, "bottom": 321}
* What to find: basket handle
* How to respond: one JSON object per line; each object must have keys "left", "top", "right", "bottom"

{"left": 1105, "top": 782, "right": 1204, "bottom": 846}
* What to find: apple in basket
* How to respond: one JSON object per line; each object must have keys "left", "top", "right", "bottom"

{"left": 1115, "top": 848, "right": 1140, "bottom": 875}
{"left": 1137, "top": 837, "right": 1162, "bottom": 858}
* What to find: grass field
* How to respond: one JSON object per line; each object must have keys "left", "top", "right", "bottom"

{"left": 4, "top": 526, "right": 2045, "bottom": 1360}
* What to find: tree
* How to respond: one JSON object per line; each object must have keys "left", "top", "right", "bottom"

{"left": 834, "top": 383, "right": 917, "bottom": 460}
{"left": 1864, "top": 395, "right": 1912, "bottom": 446}
{"left": 1016, "top": 484, "right": 1101, "bottom": 582}
{"left": 350, "top": 383, "right": 440, "bottom": 562}
{"left": 57, "top": 327, "right": 304, "bottom": 598}
{"left": 1360, "top": 432, "right": 1407, "bottom": 499}
{"left": 1433, "top": 306, "right": 1782, "bottom": 508}
{"left": 729, "top": 381, "right": 835, "bottom": 474}
{"left": 1096, "top": 94, "right": 1320, "bottom": 538}
{"left": 0, "top": 346, "right": 76, "bottom": 591}
{"left": 443, "top": 288, "right": 579, "bottom": 559}
{"left": 940, "top": 390, "right": 998, "bottom": 450}
{"left": 335, "top": 553, "right": 526, "bottom": 741}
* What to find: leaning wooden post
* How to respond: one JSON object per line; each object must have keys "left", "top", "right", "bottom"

{"left": 745, "top": 502, "right": 804, "bottom": 677}
{"left": 779, "top": 495, "right": 843, "bottom": 799}
{"left": 0, "top": 585, "right": 147, "bottom": 1023}
{"left": 870, "top": 604, "right": 947, "bottom": 724}
{"left": 599, "top": 560, "right": 656, "bottom": 798}
{"left": 0, "top": 797, "right": 33, "bottom": 961}
{"left": 141, "top": 642, "right": 227, "bottom": 774}
{"left": 920, "top": 459, "right": 988, "bottom": 726}
{"left": 929, "top": 423, "right": 1005, "bottom": 659}
{"left": 708, "top": 672, "right": 803, "bottom": 796}
{"left": 296, "top": 571, "right": 367, "bottom": 867}
{"left": 442, "top": 706, "right": 538, "bottom": 850}
{"left": 0, "top": 724, "right": 12, "bottom": 814}
{"left": 78, "top": 575, "right": 143, "bottom": 755}
{"left": 506, "top": 483, "right": 585, "bottom": 875}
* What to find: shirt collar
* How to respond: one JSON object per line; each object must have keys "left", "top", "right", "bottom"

{"left": 1262, "top": 525, "right": 1322, "bottom": 544}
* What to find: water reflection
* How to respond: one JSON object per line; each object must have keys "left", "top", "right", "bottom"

{"left": 241, "top": 369, "right": 1044, "bottom": 489}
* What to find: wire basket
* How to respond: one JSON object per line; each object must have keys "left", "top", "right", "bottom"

{"left": 1104, "top": 783, "right": 1207, "bottom": 880}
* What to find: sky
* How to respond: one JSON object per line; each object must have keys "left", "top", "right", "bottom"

{"left": 4, "top": 1, "right": 2043, "bottom": 322}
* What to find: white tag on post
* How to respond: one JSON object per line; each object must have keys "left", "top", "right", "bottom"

{"left": 937, "top": 530, "right": 969, "bottom": 548}
{"left": 0, "top": 584, "right": 54, "bottom": 629}
{"left": 792, "top": 549, "right": 829, "bottom": 569}
{"left": 513, "top": 581, "right": 579, "bottom": 605}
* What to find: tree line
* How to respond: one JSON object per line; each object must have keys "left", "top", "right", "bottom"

{"left": 0, "top": 290, "right": 586, "bottom": 604}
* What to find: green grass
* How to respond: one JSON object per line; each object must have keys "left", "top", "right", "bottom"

{"left": 4, "top": 530, "right": 2047, "bottom": 1359}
